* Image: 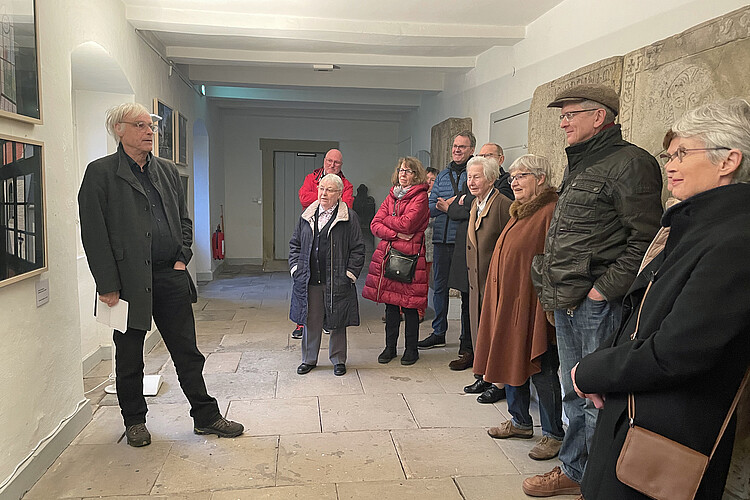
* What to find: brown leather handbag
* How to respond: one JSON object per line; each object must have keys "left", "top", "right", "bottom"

{"left": 615, "top": 280, "right": 750, "bottom": 499}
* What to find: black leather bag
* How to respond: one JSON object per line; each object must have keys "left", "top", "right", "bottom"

{"left": 384, "top": 247, "right": 419, "bottom": 283}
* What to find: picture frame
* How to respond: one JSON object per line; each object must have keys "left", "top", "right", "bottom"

{"left": 0, "top": 135, "right": 46, "bottom": 287}
{"left": 176, "top": 112, "right": 188, "bottom": 165}
{"left": 153, "top": 98, "right": 174, "bottom": 161}
{"left": 0, "top": 0, "right": 42, "bottom": 124}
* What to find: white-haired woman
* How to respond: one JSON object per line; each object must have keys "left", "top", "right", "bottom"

{"left": 574, "top": 98, "right": 750, "bottom": 499}
{"left": 474, "top": 154, "right": 564, "bottom": 461}
{"left": 289, "top": 174, "right": 366, "bottom": 377}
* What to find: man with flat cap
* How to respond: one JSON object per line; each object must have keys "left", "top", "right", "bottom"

{"left": 525, "top": 84, "right": 662, "bottom": 497}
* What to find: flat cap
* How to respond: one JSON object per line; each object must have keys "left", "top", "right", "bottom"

{"left": 548, "top": 83, "right": 620, "bottom": 116}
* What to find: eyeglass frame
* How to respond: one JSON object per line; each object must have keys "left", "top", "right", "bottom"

{"left": 559, "top": 109, "right": 600, "bottom": 122}
{"left": 452, "top": 144, "right": 471, "bottom": 150}
{"left": 658, "top": 146, "right": 730, "bottom": 165}
{"left": 120, "top": 121, "right": 158, "bottom": 132}
{"left": 398, "top": 168, "right": 415, "bottom": 174}
{"left": 508, "top": 172, "right": 534, "bottom": 184}
{"left": 318, "top": 185, "right": 342, "bottom": 194}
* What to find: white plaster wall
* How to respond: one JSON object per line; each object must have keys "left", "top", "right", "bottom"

{"left": 220, "top": 111, "right": 399, "bottom": 260}
{"left": 0, "top": 0, "right": 212, "bottom": 489}
{"left": 401, "top": 0, "right": 749, "bottom": 153}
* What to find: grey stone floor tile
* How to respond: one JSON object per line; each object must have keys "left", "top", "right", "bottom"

{"left": 211, "top": 484, "right": 337, "bottom": 499}
{"left": 392, "top": 428, "right": 518, "bottom": 478}
{"left": 236, "top": 347, "right": 301, "bottom": 373}
{"left": 204, "top": 298, "right": 261, "bottom": 310}
{"left": 320, "top": 394, "right": 417, "bottom": 432}
{"left": 337, "top": 478, "right": 463, "bottom": 499}
{"left": 455, "top": 474, "right": 580, "bottom": 500}
{"left": 404, "top": 393, "right": 505, "bottom": 428}
{"left": 221, "top": 331, "right": 289, "bottom": 351}
{"left": 204, "top": 351, "right": 242, "bottom": 373}
{"left": 276, "top": 431, "right": 404, "bottom": 485}
{"left": 23, "top": 442, "right": 172, "bottom": 499}
{"left": 84, "top": 360, "right": 112, "bottom": 378}
{"left": 83, "top": 493, "right": 210, "bottom": 499}
{"left": 196, "top": 320, "right": 246, "bottom": 335}
{"left": 357, "top": 367, "right": 446, "bottom": 394}
{"left": 276, "top": 367, "right": 364, "bottom": 398}
{"left": 152, "top": 437, "right": 278, "bottom": 494}
{"left": 491, "top": 435, "right": 565, "bottom": 474}
{"left": 194, "top": 310, "right": 236, "bottom": 322}
{"left": 226, "top": 397, "right": 321, "bottom": 436}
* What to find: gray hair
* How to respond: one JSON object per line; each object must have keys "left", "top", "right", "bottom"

{"left": 508, "top": 154, "right": 552, "bottom": 188}
{"left": 467, "top": 155, "right": 500, "bottom": 183}
{"left": 320, "top": 173, "right": 344, "bottom": 192}
{"left": 453, "top": 130, "right": 477, "bottom": 148}
{"left": 665, "top": 97, "right": 750, "bottom": 184}
{"left": 578, "top": 99, "right": 616, "bottom": 124}
{"left": 105, "top": 103, "right": 151, "bottom": 142}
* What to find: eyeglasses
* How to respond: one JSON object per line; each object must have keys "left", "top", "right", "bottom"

{"left": 121, "top": 121, "right": 158, "bottom": 132}
{"left": 508, "top": 172, "right": 533, "bottom": 184}
{"left": 452, "top": 144, "right": 470, "bottom": 150}
{"left": 318, "top": 186, "right": 342, "bottom": 194}
{"left": 559, "top": 109, "right": 599, "bottom": 122}
{"left": 398, "top": 168, "right": 414, "bottom": 174}
{"left": 477, "top": 153, "right": 501, "bottom": 158}
{"left": 658, "top": 146, "right": 730, "bottom": 165}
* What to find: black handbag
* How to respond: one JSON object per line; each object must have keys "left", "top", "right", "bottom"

{"left": 384, "top": 246, "right": 419, "bottom": 283}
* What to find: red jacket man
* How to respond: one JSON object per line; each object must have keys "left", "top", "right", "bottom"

{"left": 299, "top": 149, "right": 354, "bottom": 208}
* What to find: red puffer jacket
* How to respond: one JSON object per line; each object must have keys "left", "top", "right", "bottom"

{"left": 362, "top": 183, "right": 429, "bottom": 310}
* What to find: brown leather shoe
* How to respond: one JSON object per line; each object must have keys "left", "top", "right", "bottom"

{"left": 448, "top": 352, "right": 473, "bottom": 371}
{"left": 487, "top": 420, "right": 533, "bottom": 439}
{"left": 528, "top": 435, "right": 563, "bottom": 460}
{"left": 522, "top": 466, "right": 581, "bottom": 497}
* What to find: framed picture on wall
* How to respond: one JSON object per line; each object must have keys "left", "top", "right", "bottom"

{"left": 176, "top": 112, "right": 188, "bottom": 165}
{"left": 0, "top": 135, "right": 46, "bottom": 287}
{"left": 153, "top": 98, "right": 174, "bottom": 161}
{"left": 0, "top": 0, "right": 42, "bottom": 124}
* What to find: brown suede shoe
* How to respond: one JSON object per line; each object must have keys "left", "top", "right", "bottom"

{"left": 448, "top": 352, "right": 473, "bottom": 371}
{"left": 487, "top": 419, "right": 534, "bottom": 439}
{"left": 522, "top": 466, "right": 581, "bottom": 497}
{"left": 528, "top": 435, "right": 563, "bottom": 460}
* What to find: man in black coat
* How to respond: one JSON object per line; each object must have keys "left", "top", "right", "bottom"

{"left": 78, "top": 103, "right": 243, "bottom": 447}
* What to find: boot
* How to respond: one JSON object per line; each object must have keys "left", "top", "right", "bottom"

{"left": 401, "top": 310, "right": 419, "bottom": 365}
{"left": 381, "top": 305, "right": 400, "bottom": 363}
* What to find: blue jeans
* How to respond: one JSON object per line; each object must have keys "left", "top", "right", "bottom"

{"left": 431, "top": 242, "right": 469, "bottom": 339}
{"left": 505, "top": 348, "right": 564, "bottom": 440}
{"left": 554, "top": 296, "right": 621, "bottom": 483}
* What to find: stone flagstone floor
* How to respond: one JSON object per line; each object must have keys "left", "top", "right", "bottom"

{"left": 24, "top": 265, "right": 577, "bottom": 500}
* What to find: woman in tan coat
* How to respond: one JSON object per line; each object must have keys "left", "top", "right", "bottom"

{"left": 473, "top": 155, "right": 564, "bottom": 461}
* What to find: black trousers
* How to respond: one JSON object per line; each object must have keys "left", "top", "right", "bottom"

{"left": 114, "top": 267, "right": 220, "bottom": 427}
{"left": 385, "top": 303, "right": 419, "bottom": 352}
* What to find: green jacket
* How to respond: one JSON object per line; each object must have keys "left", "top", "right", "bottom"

{"left": 532, "top": 125, "right": 662, "bottom": 310}
{"left": 78, "top": 145, "right": 192, "bottom": 330}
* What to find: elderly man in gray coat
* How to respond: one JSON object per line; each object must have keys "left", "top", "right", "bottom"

{"left": 78, "top": 103, "right": 243, "bottom": 447}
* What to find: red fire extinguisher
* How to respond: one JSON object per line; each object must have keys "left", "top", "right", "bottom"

{"left": 212, "top": 225, "right": 225, "bottom": 260}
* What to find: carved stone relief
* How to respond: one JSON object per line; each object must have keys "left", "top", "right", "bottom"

{"left": 527, "top": 57, "right": 623, "bottom": 188}
{"left": 430, "top": 117, "right": 472, "bottom": 171}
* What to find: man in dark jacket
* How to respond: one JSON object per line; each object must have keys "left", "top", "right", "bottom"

{"left": 525, "top": 84, "right": 662, "bottom": 497}
{"left": 78, "top": 103, "right": 243, "bottom": 448}
{"left": 417, "top": 130, "right": 474, "bottom": 350}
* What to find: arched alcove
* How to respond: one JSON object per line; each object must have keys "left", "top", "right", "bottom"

{"left": 70, "top": 41, "right": 134, "bottom": 372}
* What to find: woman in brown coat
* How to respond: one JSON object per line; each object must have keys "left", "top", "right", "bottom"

{"left": 473, "top": 155, "right": 564, "bottom": 461}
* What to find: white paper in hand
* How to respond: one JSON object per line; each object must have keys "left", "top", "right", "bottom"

{"left": 95, "top": 297, "right": 129, "bottom": 333}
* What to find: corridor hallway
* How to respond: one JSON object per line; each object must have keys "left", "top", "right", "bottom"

{"left": 24, "top": 266, "right": 575, "bottom": 499}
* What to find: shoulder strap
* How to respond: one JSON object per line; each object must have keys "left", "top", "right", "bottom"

{"left": 448, "top": 169, "right": 460, "bottom": 196}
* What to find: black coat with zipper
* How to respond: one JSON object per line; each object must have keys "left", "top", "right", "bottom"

{"left": 289, "top": 200, "right": 365, "bottom": 330}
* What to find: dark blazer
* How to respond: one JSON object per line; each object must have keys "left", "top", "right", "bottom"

{"left": 289, "top": 201, "right": 365, "bottom": 329}
{"left": 576, "top": 183, "right": 750, "bottom": 499}
{"left": 78, "top": 145, "right": 192, "bottom": 331}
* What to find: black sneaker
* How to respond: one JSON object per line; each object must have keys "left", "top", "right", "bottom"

{"left": 194, "top": 417, "right": 244, "bottom": 438}
{"left": 292, "top": 324, "right": 304, "bottom": 339}
{"left": 125, "top": 423, "right": 151, "bottom": 447}
{"left": 417, "top": 333, "right": 446, "bottom": 350}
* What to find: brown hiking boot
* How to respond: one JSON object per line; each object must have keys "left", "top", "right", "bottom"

{"left": 522, "top": 466, "right": 581, "bottom": 497}
{"left": 528, "top": 435, "right": 563, "bottom": 460}
{"left": 487, "top": 420, "right": 533, "bottom": 439}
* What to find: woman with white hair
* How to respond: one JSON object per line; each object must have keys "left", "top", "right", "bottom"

{"left": 574, "top": 97, "right": 750, "bottom": 499}
{"left": 289, "top": 174, "right": 366, "bottom": 377}
{"left": 475, "top": 154, "right": 564, "bottom": 461}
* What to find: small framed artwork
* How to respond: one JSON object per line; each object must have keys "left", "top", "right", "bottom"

{"left": 153, "top": 98, "right": 174, "bottom": 161}
{"left": 176, "top": 112, "right": 188, "bottom": 165}
{"left": 0, "top": 0, "right": 42, "bottom": 124}
{"left": 0, "top": 135, "right": 46, "bottom": 287}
